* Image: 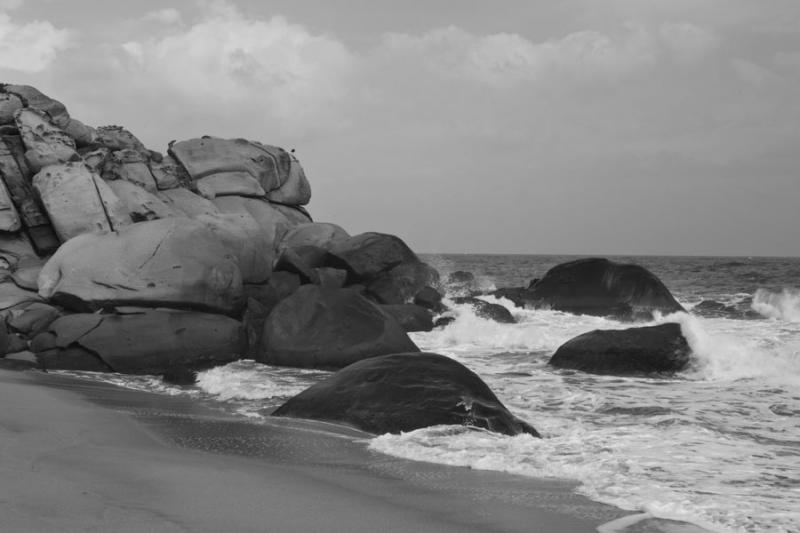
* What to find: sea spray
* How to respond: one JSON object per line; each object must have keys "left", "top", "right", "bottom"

{"left": 752, "top": 288, "right": 800, "bottom": 322}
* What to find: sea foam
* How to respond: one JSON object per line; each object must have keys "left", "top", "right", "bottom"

{"left": 752, "top": 288, "right": 800, "bottom": 322}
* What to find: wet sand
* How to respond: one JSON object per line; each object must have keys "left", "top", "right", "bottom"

{"left": 0, "top": 369, "right": 708, "bottom": 533}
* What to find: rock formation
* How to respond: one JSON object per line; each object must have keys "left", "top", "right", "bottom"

{"left": 0, "top": 83, "right": 442, "bottom": 375}
{"left": 273, "top": 352, "right": 540, "bottom": 437}
{"left": 548, "top": 322, "right": 691, "bottom": 375}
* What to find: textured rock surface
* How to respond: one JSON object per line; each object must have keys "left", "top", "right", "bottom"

{"left": 277, "top": 222, "right": 350, "bottom": 253}
{"left": 36, "top": 310, "right": 244, "bottom": 373}
{"left": 549, "top": 322, "right": 691, "bottom": 375}
{"left": 273, "top": 352, "right": 540, "bottom": 437}
{"left": 37, "top": 217, "right": 245, "bottom": 314}
{"left": 171, "top": 137, "right": 310, "bottom": 205}
{"left": 32, "top": 162, "right": 128, "bottom": 241}
{"left": 452, "top": 297, "right": 515, "bottom": 324}
{"left": 258, "top": 285, "right": 419, "bottom": 369}
{"left": 15, "top": 108, "right": 78, "bottom": 172}
{"left": 379, "top": 304, "right": 434, "bottom": 332}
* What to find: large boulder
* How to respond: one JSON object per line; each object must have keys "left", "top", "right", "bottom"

{"left": 0, "top": 92, "right": 23, "bottom": 125}
{"left": 520, "top": 258, "right": 684, "bottom": 320}
{"left": 36, "top": 310, "right": 244, "bottom": 374}
{"left": 157, "top": 188, "right": 220, "bottom": 218}
{"left": 14, "top": 108, "right": 78, "bottom": 172}
{"left": 273, "top": 352, "right": 540, "bottom": 437}
{"left": 379, "top": 304, "right": 434, "bottom": 332}
{"left": 257, "top": 285, "right": 419, "bottom": 369}
{"left": 32, "top": 162, "right": 130, "bottom": 241}
{"left": 549, "top": 322, "right": 691, "bottom": 375}
{"left": 212, "top": 196, "right": 304, "bottom": 247}
{"left": 0, "top": 176, "right": 20, "bottom": 232}
{"left": 327, "top": 232, "right": 419, "bottom": 282}
{"left": 170, "top": 137, "right": 311, "bottom": 205}
{"left": 3, "top": 84, "right": 70, "bottom": 127}
{"left": 365, "top": 261, "right": 440, "bottom": 305}
{"left": 277, "top": 222, "right": 349, "bottom": 253}
{"left": 37, "top": 217, "right": 245, "bottom": 314}
{"left": 102, "top": 148, "right": 158, "bottom": 191}
{"left": 106, "top": 180, "right": 180, "bottom": 222}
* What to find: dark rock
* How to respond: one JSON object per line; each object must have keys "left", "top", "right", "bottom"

{"left": 274, "top": 245, "right": 328, "bottom": 283}
{"left": 519, "top": 258, "right": 684, "bottom": 320}
{"left": 326, "top": 232, "right": 419, "bottom": 283}
{"left": 162, "top": 367, "right": 198, "bottom": 385}
{"left": 453, "top": 297, "right": 516, "bottom": 324}
{"left": 447, "top": 271, "right": 475, "bottom": 284}
{"left": 413, "top": 286, "right": 446, "bottom": 313}
{"left": 38, "top": 311, "right": 245, "bottom": 374}
{"left": 380, "top": 304, "right": 434, "bottom": 332}
{"left": 489, "top": 287, "right": 530, "bottom": 308}
{"left": 434, "top": 316, "right": 456, "bottom": 328}
{"left": 37, "top": 346, "right": 112, "bottom": 372}
{"left": 273, "top": 352, "right": 540, "bottom": 437}
{"left": 549, "top": 322, "right": 691, "bottom": 375}
{"left": 242, "top": 297, "right": 270, "bottom": 358}
{"left": 258, "top": 285, "right": 419, "bottom": 369}
{"left": 692, "top": 300, "right": 761, "bottom": 320}
{"left": 313, "top": 267, "right": 347, "bottom": 288}
{"left": 365, "top": 261, "right": 439, "bottom": 305}
{"left": 278, "top": 222, "right": 349, "bottom": 253}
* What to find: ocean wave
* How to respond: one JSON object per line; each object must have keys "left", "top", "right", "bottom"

{"left": 660, "top": 312, "right": 800, "bottom": 386}
{"left": 751, "top": 288, "right": 800, "bottom": 322}
{"left": 195, "top": 361, "right": 325, "bottom": 402}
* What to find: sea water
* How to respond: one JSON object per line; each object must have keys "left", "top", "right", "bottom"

{"left": 58, "top": 255, "right": 800, "bottom": 533}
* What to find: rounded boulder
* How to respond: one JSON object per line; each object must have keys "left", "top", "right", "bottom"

{"left": 273, "top": 352, "right": 540, "bottom": 437}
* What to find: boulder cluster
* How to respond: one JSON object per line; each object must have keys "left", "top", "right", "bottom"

{"left": 0, "top": 84, "right": 442, "bottom": 374}
{"left": 0, "top": 84, "right": 697, "bottom": 438}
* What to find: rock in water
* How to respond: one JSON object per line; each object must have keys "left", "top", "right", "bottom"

{"left": 37, "top": 217, "right": 245, "bottom": 314}
{"left": 528, "top": 258, "right": 684, "bottom": 320}
{"left": 549, "top": 322, "right": 691, "bottom": 375}
{"left": 452, "top": 297, "right": 515, "bottom": 324}
{"left": 257, "top": 285, "right": 419, "bottom": 369}
{"left": 273, "top": 352, "right": 540, "bottom": 437}
{"left": 379, "top": 304, "right": 434, "bottom": 332}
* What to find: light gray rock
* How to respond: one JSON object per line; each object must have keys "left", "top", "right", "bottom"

{"left": 106, "top": 179, "right": 180, "bottom": 222}
{"left": 277, "top": 222, "right": 350, "bottom": 254}
{"left": 171, "top": 137, "right": 311, "bottom": 206}
{"left": 32, "top": 162, "right": 128, "bottom": 241}
{"left": 38, "top": 217, "right": 245, "bottom": 314}
{"left": 14, "top": 108, "right": 78, "bottom": 173}
{"left": 0, "top": 93, "right": 23, "bottom": 125}
{"left": 157, "top": 188, "right": 220, "bottom": 218}
{"left": 4, "top": 85, "right": 70, "bottom": 127}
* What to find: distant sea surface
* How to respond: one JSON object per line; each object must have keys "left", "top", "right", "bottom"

{"left": 59, "top": 254, "right": 800, "bottom": 533}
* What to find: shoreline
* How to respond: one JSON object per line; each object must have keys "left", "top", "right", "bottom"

{"left": 1, "top": 369, "right": 709, "bottom": 533}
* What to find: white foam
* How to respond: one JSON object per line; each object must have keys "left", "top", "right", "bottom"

{"left": 195, "top": 361, "right": 321, "bottom": 401}
{"left": 662, "top": 312, "right": 800, "bottom": 386}
{"left": 752, "top": 288, "right": 800, "bottom": 322}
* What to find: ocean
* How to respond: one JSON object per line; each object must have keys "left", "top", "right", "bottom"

{"left": 56, "top": 254, "right": 800, "bottom": 533}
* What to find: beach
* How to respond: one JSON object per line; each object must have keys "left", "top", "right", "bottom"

{"left": 0, "top": 368, "right": 648, "bottom": 533}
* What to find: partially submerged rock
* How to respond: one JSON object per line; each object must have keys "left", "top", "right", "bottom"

{"left": 452, "top": 297, "right": 516, "bottom": 324}
{"left": 380, "top": 304, "right": 434, "bottom": 332}
{"left": 273, "top": 352, "right": 540, "bottom": 437}
{"left": 258, "top": 285, "right": 419, "bottom": 369}
{"left": 502, "top": 258, "right": 684, "bottom": 320}
{"left": 549, "top": 322, "right": 691, "bottom": 375}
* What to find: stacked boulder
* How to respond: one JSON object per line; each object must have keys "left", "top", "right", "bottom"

{"left": 0, "top": 83, "right": 446, "bottom": 375}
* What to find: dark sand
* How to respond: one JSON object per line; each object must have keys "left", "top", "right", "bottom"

{"left": 0, "top": 369, "right": 710, "bottom": 533}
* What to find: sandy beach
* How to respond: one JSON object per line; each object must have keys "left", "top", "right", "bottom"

{"left": 0, "top": 368, "right": 649, "bottom": 533}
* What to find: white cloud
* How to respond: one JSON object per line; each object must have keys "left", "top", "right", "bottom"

{"left": 0, "top": 0, "right": 22, "bottom": 11}
{"left": 381, "top": 23, "right": 661, "bottom": 87}
{"left": 0, "top": 13, "right": 71, "bottom": 73}
{"left": 117, "top": 3, "right": 355, "bottom": 132}
{"left": 143, "top": 8, "right": 182, "bottom": 25}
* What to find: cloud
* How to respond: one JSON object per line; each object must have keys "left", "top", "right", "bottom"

{"left": 0, "top": 13, "right": 71, "bottom": 73}
{"left": 114, "top": 3, "right": 355, "bottom": 138}
{"left": 0, "top": 0, "right": 22, "bottom": 11}
{"left": 142, "top": 8, "right": 182, "bottom": 25}
{"left": 731, "top": 58, "right": 779, "bottom": 86}
{"left": 378, "top": 22, "right": 717, "bottom": 88}
{"left": 659, "top": 21, "right": 720, "bottom": 63}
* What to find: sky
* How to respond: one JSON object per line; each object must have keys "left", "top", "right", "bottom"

{"left": 1, "top": 0, "right": 799, "bottom": 256}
